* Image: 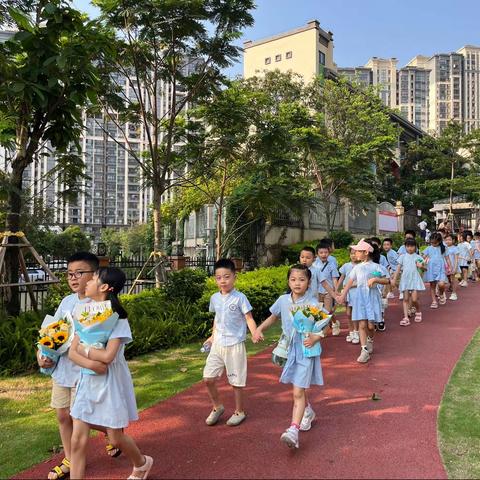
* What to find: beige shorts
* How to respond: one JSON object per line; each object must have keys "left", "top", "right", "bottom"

{"left": 51, "top": 380, "right": 76, "bottom": 409}
{"left": 203, "top": 342, "right": 247, "bottom": 387}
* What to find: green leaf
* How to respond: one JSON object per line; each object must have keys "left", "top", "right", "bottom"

{"left": 7, "top": 8, "right": 33, "bottom": 32}
{"left": 11, "top": 82, "right": 25, "bottom": 93}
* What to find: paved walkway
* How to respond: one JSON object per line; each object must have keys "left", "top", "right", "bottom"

{"left": 16, "top": 284, "right": 480, "bottom": 479}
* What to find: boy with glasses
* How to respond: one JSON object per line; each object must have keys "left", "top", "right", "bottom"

{"left": 37, "top": 252, "right": 110, "bottom": 479}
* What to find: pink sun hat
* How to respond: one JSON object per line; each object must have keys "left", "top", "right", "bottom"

{"left": 350, "top": 238, "right": 373, "bottom": 253}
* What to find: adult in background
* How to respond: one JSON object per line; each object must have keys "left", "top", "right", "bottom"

{"left": 418, "top": 218, "right": 428, "bottom": 241}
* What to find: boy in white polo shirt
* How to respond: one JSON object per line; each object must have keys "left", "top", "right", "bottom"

{"left": 203, "top": 258, "right": 258, "bottom": 427}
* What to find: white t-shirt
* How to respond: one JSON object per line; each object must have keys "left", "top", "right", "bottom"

{"left": 418, "top": 220, "right": 427, "bottom": 231}
{"left": 209, "top": 289, "right": 252, "bottom": 347}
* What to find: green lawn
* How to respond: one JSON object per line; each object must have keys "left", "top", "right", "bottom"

{"left": 0, "top": 325, "right": 281, "bottom": 478}
{"left": 438, "top": 328, "right": 480, "bottom": 479}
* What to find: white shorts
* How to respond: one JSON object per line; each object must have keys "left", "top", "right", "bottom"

{"left": 203, "top": 341, "right": 247, "bottom": 387}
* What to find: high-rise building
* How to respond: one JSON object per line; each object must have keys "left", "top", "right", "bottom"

{"left": 243, "top": 20, "right": 335, "bottom": 81}
{"left": 336, "top": 67, "right": 372, "bottom": 88}
{"left": 457, "top": 45, "right": 480, "bottom": 133}
{"left": 397, "top": 59, "right": 430, "bottom": 131}
{"left": 364, "top": 57, "right": 398, "bottom": 108}
{"left": 425, "top": 52, "right": 464, "bottom": 133}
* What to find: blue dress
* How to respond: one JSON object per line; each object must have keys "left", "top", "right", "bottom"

{"left": 423, "top": 246, "right": 447, "bottom": 283}
{"left": 471, "top": 240, "right": 480, "bottom": 260}
{"left": 349, "top": 261, "right": 385, "bottom": 322}
{"left": 71, "top": 319, "right": 139, "bottom": 429}
{"left": 446, "top": 246, "right": 460, "bottom": 274}
{"left": 270, "top": 293, "right": 324, "bottom": 389}
{"left": 339, "top": 262, "right": 357, "bottom": 306}
{"left": 398, "top": 253, "right": 425, "bottom": 292}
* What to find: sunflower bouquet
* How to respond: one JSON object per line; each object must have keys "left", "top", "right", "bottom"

{"left": 37, "top": 314, "right": 74, "bottom": 375}
{"left": 72, "top": 300, "right": 119, "bottom": 375}
{"left": 291, "top": 305, "right": 331, "bottom": 358}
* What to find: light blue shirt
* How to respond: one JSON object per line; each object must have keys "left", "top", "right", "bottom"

{"left": 379, "top": 255, "right": 389, "bottom": 269}
{"left": 339, "top": 262, "right": 355, "bottom": 288}
{"left": 41, "top": 293, "right": 90, "bottom": 387}
{"left": 458, "top": 241, "right": 472, "bottom": 266}
{"left": 315, "top": 259, "right": 340, "bottom": 294}
{"left": 209, "top": 289, "right": 252, "bottom": 347}
{"left": 270, "top": 293, "right": 320, "bottom": 338}
{"left": 385, "top": 249, "right": 399, "bottom": 270}
{"left": 307, "top": 265, "right": 320, "bottom": 297}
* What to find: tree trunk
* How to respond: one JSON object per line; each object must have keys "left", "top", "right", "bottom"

{"left": 4, "top": 164, "right": 24, "bottom": 316}
{"left": 215, "top": 200, "right": 223, "bottom": 260}
{"left": 152, "top": 185, "right": 164, "bottom": 287}
{"left": 324, "top": 200, "right": 332, "bottom": 236}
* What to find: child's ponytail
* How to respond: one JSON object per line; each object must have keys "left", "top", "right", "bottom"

{"left": 97, "top": 267, "right": 128, "bottom": 319}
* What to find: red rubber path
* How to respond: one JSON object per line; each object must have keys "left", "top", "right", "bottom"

{"left": 15, "top": 284, "right": 480, "bottom": 479}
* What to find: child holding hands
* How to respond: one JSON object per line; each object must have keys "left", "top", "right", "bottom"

{"left": 254, "top": 264, "right": 326, "bottom": 449}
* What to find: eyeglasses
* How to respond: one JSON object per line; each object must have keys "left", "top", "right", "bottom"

{"left": 67, "top": 271, "right": 95, "bottom": 280}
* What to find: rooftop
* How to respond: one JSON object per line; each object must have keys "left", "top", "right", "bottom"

{"left": 244, "top": 19, "right": 333, "bottom": 49}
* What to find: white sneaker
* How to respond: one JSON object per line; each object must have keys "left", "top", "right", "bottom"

{"left": 460, "top": 280, "right": 467, "bottom": 287}
{"left": 357, "top": 347, "right": 370, "bottom": 363}
{"left": 332, "top": 320, "right": 341, "bottom": 336}
{"left": 346, "top": 331, "right": 354, "bottom": 343}
{"left": 351, "top": 331, "right": 360, "bottom": 344}
{"left": 399, "top": 292, "right": 404, "bottom": 300}
{"left": 449, "top": 293, "right": 458, "bottom": 301}
{"left": 280, "top": 426, "right": 299, "bottom": 448}
{"left": 300, "top": 406, "right": 316, "bottom": 432}
{"left": 387, "top": 292, "right": 395, "bottom": 299}
{"left": 366, "top": 337, "right": 374, "bottom": 354}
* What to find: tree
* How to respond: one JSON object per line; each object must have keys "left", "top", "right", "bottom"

{"left": 93, "top": 0, "right": 254, "bottom": 283}
{"left": 295, "top": 77, "right": 397, "bottom": 234}
{"left": 183, "top": 80, "right": 259, "bottom": 259}
{"left": 404, "top": 122, "right": 480, "bottom": 218}
{"left": 0, "top": 1, "right": 111, "bottom": 315}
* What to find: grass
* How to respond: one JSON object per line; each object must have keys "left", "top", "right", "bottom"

{"left": 438, "top": 328, "right": 480, "bottom": 479}
{"left": 0, "top": 324, "right": 281, "bottom": 478}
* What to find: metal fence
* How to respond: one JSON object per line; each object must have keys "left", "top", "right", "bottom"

{"left": 4, "top": 254, "right": 219, "bottom": 313}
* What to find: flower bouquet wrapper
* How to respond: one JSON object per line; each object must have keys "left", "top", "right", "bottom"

{"left": 37, "top": 313, "right": 75, "bottom": 375}
{"left": 292, "top": 309, "right": 331, "bottom": 358}
{"left": 73, "top": 301, "right": 119, "bottom": 375}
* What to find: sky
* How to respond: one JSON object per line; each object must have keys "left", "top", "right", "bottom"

{"left": 75, "top": 0, "right": 480, "bottom": 77}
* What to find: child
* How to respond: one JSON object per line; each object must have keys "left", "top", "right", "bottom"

{"left": 471, "top": 232, "right": 480, "bottom": 281}
{"left": 369, "top": 237, "right": 389, "bottom": 331}
{"left": 397, "top": 230, "right": 417, "bottom": 256}
{"left": 254, "top": 264, "right": 324, "bottom": 449}
{"left": 465, "top": 231, "right": 475, "bottom": 280}
{"left": 299, "top": 246, "right": 320, "bottom": 300}
{"left": 37, "top": 252, "right": 115, "bottom": 480}
{"left": 445, "top": 234, "right": 459, "bottom": 300}
{"left": 382, "top": 238, "right": 399, "bottom": 299}
{"left": 314, "top": 238, "right": 338, "bottom": 271}
{"left": 390, "top": 239, "right": 426, "bottom": 325}
{"left": 458, "top": 232, "right": 472, "bottom": 287}
{"left": 422, "top": 232, "right": 448, "bottom": 308}
{"left": 315, "top": 240, "right": 340, "bottom": 335}
{"left": 337, "top": 239, "right": 389, "bottom": 363}
{"left": 337, "top": 248, "right": 360, "bottom": 344}
{"left": 202, "top": 259, "right": 258, "bottom": 427}
{"left": 69, "top": 267, "right": 153, "bottom": 479}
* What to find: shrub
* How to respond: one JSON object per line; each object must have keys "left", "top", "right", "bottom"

{"left": 330, "top": 230, "right": 354, "bottom": 249}
{"left": 43, "top": 272, "right": 70, "bottom": 315}
{"left": 162, "top": 268, "right": 208, "bottom": 304}
{"left": 0, "top": 311, "right": 41, "bottom": 375}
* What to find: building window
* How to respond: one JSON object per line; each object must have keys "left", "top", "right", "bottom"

{"left": 286, "top": 51, "right": 292, "bottom": 59}
{"left": 319, "top": 51, "right": 326, "bottom": 65}
{"left": 265, "top": 57, "right": 271, "bottom": 65}
{"left": 275, "top": 54, "right": 281, "bottom": 62}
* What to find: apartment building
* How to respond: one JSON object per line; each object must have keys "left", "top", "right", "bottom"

{"left": 364, "top": 57, "right": 398, "bottom": 108}
{"left": 243, "top": 20, "right": 335, "bottom": 81}
{"left": 336, "top": 66, "right": 372, "bottom": 88}
{"left": 457, "top": 45, "right": 480, "bottom": 132}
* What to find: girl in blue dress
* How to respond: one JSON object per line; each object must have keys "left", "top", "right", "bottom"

{"left": 445, "top": 233, "right": 459, "bottom": 300}
{"left": 254, "top": 264, "right": 325, "bottom": 450}
{"left": 422, "top": 232, "right": 448, "bottom": 309}
{"left": 391, "top": 239, "right": 426, "bottom": 326}
{"left": 337, "top": 239, "right": 390, "bottom": 364}
{"left": 69, "top": 267, "right": 153, "bottom": 479}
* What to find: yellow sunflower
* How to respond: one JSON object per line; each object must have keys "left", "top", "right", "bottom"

{"left": 47, "top": 321, "right": 60, "bottom": 330}
{"left": 53, "top": 331, "right": 68, "bottom": 345}
{"left": 39, "top": 336, "right": 54, "bottom": 348}
{"left": 309, "top": 307, "right": 320, "bottom": 315}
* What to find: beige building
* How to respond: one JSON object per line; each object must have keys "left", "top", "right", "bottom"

{"left": 243, "top": 20, "right": 334, "bottom": 81}
{"left": 457, "top": 45, "right": 480, "bottom": 133}
{"left": 364, "top": 57, "right": 398, "bottom": 108}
